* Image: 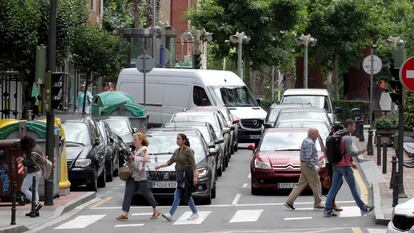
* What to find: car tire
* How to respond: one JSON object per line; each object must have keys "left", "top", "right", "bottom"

{"left": 234, "top": 142, "right": 238, "bottom": 152}
{"left": 202, "top": 192, "right": 212, "bottom": 205}
{"left": 251, "top": 186, "right": 261, "bottom": 195}
{"left": 87, "top": 171, "right": 98, "bottom": 192}
{"left": 217, "top": 164, "right": 223, "bottom": 177}
{"left": 106, "top": 160, "right": 113, "bottom": 182}
{"left": 211, "top": 183, "right": 216, "bottom": 199}
{"left": 97, "top": 166, "right": 106, "bottom": 188}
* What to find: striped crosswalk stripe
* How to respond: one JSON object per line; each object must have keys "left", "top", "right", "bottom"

{"left": 229, "top": 209, "right": 263, "bottom": 223}
{"left": 173, "top": 211, "right": 211, "bottom": 225}
{"left": 54, "top": 215, "right": 105, "bottom": 229}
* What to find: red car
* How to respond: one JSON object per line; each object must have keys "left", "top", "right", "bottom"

{"left": 249, "top": 128, "right": 328, "bottom": 195}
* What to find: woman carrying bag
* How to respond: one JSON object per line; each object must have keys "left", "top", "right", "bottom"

{"left": 116, "top": 133, "right": 160, "bottom": 221}
{"left": 155, "top": 133, "right": 199, "bottom": 222}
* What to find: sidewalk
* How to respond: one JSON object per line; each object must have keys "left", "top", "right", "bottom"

{"left": 354, "top": 128, "right": 414, "bottom": 225}
{"left": 0, "top": 192, "right": 96, "bottom": 233}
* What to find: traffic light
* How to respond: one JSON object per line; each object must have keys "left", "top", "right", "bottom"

{"left": 51, "top": 72, "right": 64, "bottom": 110}
{"left": 389, "top": 68, "right": 402, "bottom": 105}
{"left": 193, "top": 53, "right": 202, "bottom": 69}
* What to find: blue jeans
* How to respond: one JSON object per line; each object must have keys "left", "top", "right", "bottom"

{"left": 325, "top": 166, "right": 367, "bottom": 211}
{"left": 169, "top": 171, "right": 197, "bottom": 215}
{"left": 21, "top": 171, "right": 42, "bottom": 205}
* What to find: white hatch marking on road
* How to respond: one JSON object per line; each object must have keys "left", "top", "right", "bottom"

{"left": 229, "top": 209, "right": 263, "bottom": 223}
{"left": 173, "top": 211, "right": 211, "bottom": 225}
{"left": 54, "top": 215, "right": 105, "bottom": 229}
{"left": 367, "top": 228, "right": 387, "bottom": 233}
{"left": 242, "top": 183, "right": 248, "bottom": 188}
{"left": 293, "top": 207, "right": 314, "bottom": 211}
{"left": 132, "top": 212, "right": 153, "bottom": 216}
{"left": 284, "top": 217, "right": 312, "bottom": 221}
{"left": 114, "top": 224, "right": 144, "bottom": 228}
{"left": 232, "top": 193, "right": 242, "bottom": 205}
{"left": 248, "top": 173, "right": 251, "bottom": 179}
{"left": 338, "top": 206, "right": 362, "bottom": 218}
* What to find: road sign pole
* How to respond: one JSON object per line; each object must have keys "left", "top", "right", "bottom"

{"left": 370, "top": 47, "right": 374, "bottom": 126}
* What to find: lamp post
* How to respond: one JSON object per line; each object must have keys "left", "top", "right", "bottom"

{"left": 183, "top": 29, "right": 213, "bottom": 69}
{"left": 385, "top": 35, "right": 407, "bottom": 198}
{"left": 297, "top": 34, "right": 317, "bottom": 88}
{"left": 229, "top": 32, "right": 250, "bottom": 80}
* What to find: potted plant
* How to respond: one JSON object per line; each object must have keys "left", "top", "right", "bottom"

{"left": 373, "top": 115, "right": 398, "bottom": 145}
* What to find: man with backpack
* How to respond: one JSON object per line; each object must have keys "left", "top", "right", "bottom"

{"left": 324, "top": 119, "right": 374, "bottom": 217}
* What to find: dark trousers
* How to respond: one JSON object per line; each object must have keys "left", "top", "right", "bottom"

{"left": 122, "top": 178, "right": 158, "bottom": 213}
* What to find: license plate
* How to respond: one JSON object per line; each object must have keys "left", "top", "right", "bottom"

{"left": 249, "top": 134, "right": 261, "bottom": 139}
{"left": 152, "top": 181, "right": 177, "bottom": 189}
{"left": 277, "top": 183, "right": 296, "bottom": 189}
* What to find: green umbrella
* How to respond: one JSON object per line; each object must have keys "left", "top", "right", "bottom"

{"left": 96, "top": 91, "right": 135, "bottom": 107}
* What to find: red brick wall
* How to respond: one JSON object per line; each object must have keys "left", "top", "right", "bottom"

{"left": 171, "top": 0, "right": 195, "bottom": 62}
{"left": 295, "top": 57, "right": 325, "bottom": 88}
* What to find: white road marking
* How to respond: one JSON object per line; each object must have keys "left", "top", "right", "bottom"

{"left": 229, "top": 209, "right": 263, "bottom": 223}
{"left": 232, "top": 194, "right": 242, "bottom": 205}
{"left": 173, "top": 211, "right": 211, "bottom": 225}
{"left": 54, "top": 215, "right": 105, "bottom": 229}
{"left": 284, "top": 217, "right": 312, "bottom": 221}
{"left": 338, "top": 206, "right": 362, "bottom": 218}
{"left": 407, "top": 70, "right": 414, "bottom": 78}
{"left": 132, "top": 212, "right": 153, "bottom": 216}
{"left": 242, "top": 183, "right": 248, "bottom": 188}
{"left": 248, "top": 173, "right": 251, "bottom": 179}
{"left": 293, "top": 207, "right": 314, "bottom": 211}
{"left": 367, "top": 229, "right": 387, "bottom": 233}
{"left": 114, "top": 224, "right": 144, "bottom": 228}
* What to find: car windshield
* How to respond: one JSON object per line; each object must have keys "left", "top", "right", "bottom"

{"left": 172, "top": 115, "right": 219, "bottom": 132}
{"left": 260, "top": 131, "right": 322, "bottom": 152}
{"left": 147, "top": 134, "right": 205, "bottom": 160}
{"left": 282, "top": 95, "right": 332, "bottom": 113}
{"left": 104, "top": 118, "right": 131, "bottom": 135}
{"left": 276, "top": 121, "right": 330, "bottom": 141}
{"left": 208, "top": 86, "right": 258, "bottom": 107}
{"left": 62, "top": 122, "right": 91, "bottom": 145}
{"left": 278, "top": 111, "right": 329, "bottom": 124}
{"left": 266, "top": 108, "right": 282, "bottom": 123}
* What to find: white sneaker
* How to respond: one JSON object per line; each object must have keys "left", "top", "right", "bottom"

{"left": 187, "top": 212, "right": 199, "bottom": 220}
{"left": 162, "top": 212, "right": 173, "bottom": 222}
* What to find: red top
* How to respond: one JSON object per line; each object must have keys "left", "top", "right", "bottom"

{"left": 334, "top": 138, "right": 353, "bottom": 167}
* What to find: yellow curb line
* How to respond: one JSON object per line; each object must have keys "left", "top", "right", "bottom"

{"left": 351, "top": 227, "right": 363, "bottom": 233}
{"left": 354, "top": 168, "right": 368, "bottom": 204}
{"left": 91, "top": 196, "right": 113, "bottom": 208}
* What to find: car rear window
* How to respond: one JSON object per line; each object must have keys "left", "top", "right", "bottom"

{"left": 260, "top": 131, "right": 322, "bottom": 152}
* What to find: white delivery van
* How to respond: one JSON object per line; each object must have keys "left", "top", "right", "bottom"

{"left": 281, "top": 89, "right": 335, "bottom": 123}
{"left": 116, "top": 68, "right": 266, "bottom": 143}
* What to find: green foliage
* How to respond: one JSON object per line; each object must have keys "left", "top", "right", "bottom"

{"left": 103, "top": 0, "right": 134, "bottom": 31}
{"left": 372, "top": 114, "right": 398, "bottom": 130}
{"left": 404, "top": 92, "right": 414, "bottom": 131}
{"left": 71, "top": 25, "right": 128, "bottom": 77}
{"left": 333, "top": 100, "right": 369, "bottom": 123}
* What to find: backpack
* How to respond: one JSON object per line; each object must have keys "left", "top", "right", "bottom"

{"left": 32, "top": 152, "right": 53, "bottom": 179}
{"left": 325, "top": 132, "right": 348, "bottom": 163}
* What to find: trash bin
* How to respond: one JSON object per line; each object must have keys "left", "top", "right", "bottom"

{"left": 0, "top": 139, "right": 25, "bottom": 204}
{"left": 350, "top": 108, "right": 364, "bottom": 140}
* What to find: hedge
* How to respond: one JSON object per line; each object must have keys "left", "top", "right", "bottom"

{"left": 333, "top": 100, "right": 370, "bottom": 124}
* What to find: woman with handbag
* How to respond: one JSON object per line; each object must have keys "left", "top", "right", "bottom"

{"left": 155, "top": 133, "right": 199, "bottom": 222}
{"left": 116, "top": 133, "right": 160, "bottom": 221}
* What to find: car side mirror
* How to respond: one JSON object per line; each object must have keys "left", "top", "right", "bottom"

{"left": 109, "top": 137, "right": 114, "bottom": 143}
{"left": 247, "top": 144, "right": 256, "bottom": 151}
{"left": 230, "top": 125, "right": 235, "bottom": 130}
{"left": 208, "top": 143, "right": 215, "bottom": 148}
{"left": 215, "top": 138, "right": 224, "bottom": 144}
{"left": 334, "top": 107, "right": 342, "bottom": 114}
{"left": 209, "top": 147, "right": 219, "bottom": 156}
{"left": 256, "top": 98, "right": 262, "bottom": 105}
{"left": 264, "top": 123, "right": 272, "bottom": 129}
{"left": 223, "top": 127, "right": 230, "bottom": 134}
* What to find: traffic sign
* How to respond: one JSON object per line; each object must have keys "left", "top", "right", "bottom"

{"left": 136, "top": 54, "right": 155, "bottom": 73}
{"left": 400, "top": 56, "right": 414, "bottom": 93}
{"left": 363, "top": 55, "right": 382, "bottom": 75}
{"left": 155, "top": 47, "right": 171, "bottom": 67}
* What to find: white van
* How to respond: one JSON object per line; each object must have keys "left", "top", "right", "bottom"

{"left": 116, "top": 68, "right": 266, "bottom": 143}
{"left": 281, "top": 89, "right": 335, "bottom": 123}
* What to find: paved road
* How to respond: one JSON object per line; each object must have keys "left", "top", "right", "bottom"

{"left": 35, "top": 146, "right": 387, "bottom": 233}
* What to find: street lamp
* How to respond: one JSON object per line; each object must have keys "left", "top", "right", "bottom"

{"left": 297, "top": 34, "right": 317, "bottom": 88}
{"left": 199, "top": 29, "right": 213, "bottom": 69}
{"left": 229, "top": 31, "right": 250, "bottom": 80}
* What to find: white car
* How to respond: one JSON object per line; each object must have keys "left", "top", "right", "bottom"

{"left": 387, "top": 198, "right": 414, "bottom": 233}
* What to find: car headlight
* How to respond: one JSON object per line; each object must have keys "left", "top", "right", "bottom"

{"left": 255, "top": 159, "right": 271, "bottom": 169}
{"left": 198, "top": 168, "right": 208, "bottom": 178}
{"left": 75, "top": 158, "right": 92, "bottom": 168}
{"left": 318, "top": 158, "right": 326, "bottom": 168}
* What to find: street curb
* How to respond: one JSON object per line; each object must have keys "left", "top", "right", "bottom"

{"left": 0, "top": 192, "right": 96, "bottom": 233}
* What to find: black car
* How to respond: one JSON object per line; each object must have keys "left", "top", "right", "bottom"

{"left": 61, "top": 116, "right": 106, "bottom": 191}
{"left": 162, "top": 121, "right": 224, "bottom": 176}
{"left": 145, "top": 128, "right": 217, "bottom": 204}
{"left": 97, "top": 120, "right": 120, "bottom": 182}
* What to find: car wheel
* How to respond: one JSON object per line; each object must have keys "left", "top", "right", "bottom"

{"left": 234, "top": 142, "right": 238, "bottom": 152}
{"left": 97, "top": 166, "right": 106, "bottom": 188}
{"left": 211, "top": 182, "right": 216, "bottom": 199}
{"left": 106, "top": 160, "right": 113, "bottom": 182}
{"left": 202, "top": 192, "right": 212, "bottom": 205}
{"left": 251, "top": 185, "right": 261, "bottom": 195}
{"left": 87, "top": 171, "right": 98, "bottom": 192}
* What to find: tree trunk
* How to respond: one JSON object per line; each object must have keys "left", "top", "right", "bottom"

{"left": 132, "top": 0, "right": 141, "bottom": 28}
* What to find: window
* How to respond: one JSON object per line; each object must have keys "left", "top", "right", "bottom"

{"left": 193, "top": 86, "right": 211, "bottom": 106}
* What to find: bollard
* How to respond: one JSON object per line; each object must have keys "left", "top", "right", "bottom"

{"left": 390, "top": 156, "right": 397, "bottom": 189}
{"left": 11, "top": 182, "right": 16, "bottom": 225}
{"left": 367, "top": 129, "right": 373, "bottom": 155}
{"left": 393, "top": 172, "right": 399, "bottom": 207}
{"left": 30, "top": 176, "right": 37, "bottom": 218}
{"left": 382, "top": 143, "right": 388, "bottom": 174}
{"left": 377, "top": 135, "right": 382, "bottom": 166}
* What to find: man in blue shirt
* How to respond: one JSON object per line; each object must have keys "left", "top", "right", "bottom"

{"left": 76, "top": 85, "right": 93, "bottom": 114}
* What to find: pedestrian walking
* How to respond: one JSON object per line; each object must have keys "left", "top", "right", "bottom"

{"left": 324, "top": 119, "right": 374, "bottom": 217}
{"left": 284, "top": 128, "right": 324, "bottom": 210}
{"left": 116, "top": 132, "right": 160, "bottom": 221}
{"left": 76, "top": 84, "right": 93, "bottom": 114}
{"left": 155, "top": 133, "right": 199, "bottom": 222}
{"left": 17, "top": 136, "right": 43, "bottom": 216}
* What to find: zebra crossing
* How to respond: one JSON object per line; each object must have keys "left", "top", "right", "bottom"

{"left": 52, "top": 206, "right": 370, "bottom": 230}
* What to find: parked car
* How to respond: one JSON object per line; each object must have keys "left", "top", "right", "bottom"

{"left": 170, "top": 111, "right": 231, "bottom": 169}
{"left": 264, "top": 104, "right": 308, "bottom": 128}
{"left": 274, "top": 107, "right": 332, "bottom": 127}
{"left": 249, "top": 128, "right": 328, "bottom": 195}
{"left": 97, "top": 120, "right": 120, "bottom": 182}
{"left": 187, "top": 106, "right": 238, "bottom": 155}
{"left": 387, "top": 197, "right": 414, "bottom": 233}
{"left": 145, "top": 128, "right": 217, "bottom": 204}
{"left": 163, "top": 121, "right": 225, "bottom": 176}
{"left": 101, "top": 116, "right": 137, "bottom": 147}
{"left": 275, "top": 119, "right": 331, "bottom": 143}
{"left": 61, "top": 116, "right": 106, "bottom": 191}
